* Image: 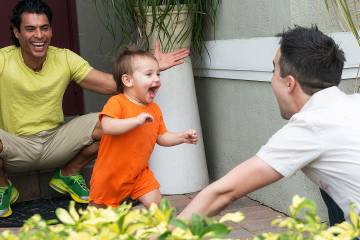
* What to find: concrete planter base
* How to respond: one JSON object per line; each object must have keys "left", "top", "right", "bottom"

{"left": 149, "top": 57, "right": 209, "bottom": 194}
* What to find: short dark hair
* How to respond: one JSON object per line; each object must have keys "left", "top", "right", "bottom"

{"left": 277, "top": 25, "right": 345, "bottom": 95}
{"left": 10, "top": 0, "right": 52, "bottom": 47}
{"left": 113, "top": 46, "right": 158, "bottom": 93}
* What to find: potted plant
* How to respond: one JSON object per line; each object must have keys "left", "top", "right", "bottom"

{"left": 92, "top": 0, "right": 220, "bottom": 55}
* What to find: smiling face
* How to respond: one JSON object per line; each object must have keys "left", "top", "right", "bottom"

{"left": 13, "top": 12, "right": 52, "bottom": 68}
{"left": 123, "top": 56, "right": 161, "bottom": 105}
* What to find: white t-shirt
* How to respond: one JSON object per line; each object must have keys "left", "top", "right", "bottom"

{"left": 257, "top": 86, "right": 360, "bottom": 218}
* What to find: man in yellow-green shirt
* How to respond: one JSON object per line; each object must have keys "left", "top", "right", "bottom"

{"left": 0, "top": 0, "right": 189, "bottom": 217}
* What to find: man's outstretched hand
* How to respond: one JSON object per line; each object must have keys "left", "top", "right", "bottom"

{"left": 154, "top": 40, "right": 190, "bottom": 71}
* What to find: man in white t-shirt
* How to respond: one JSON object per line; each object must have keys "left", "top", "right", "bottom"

{"left": 179, "top": 26, "right": 359, "bottom": 223}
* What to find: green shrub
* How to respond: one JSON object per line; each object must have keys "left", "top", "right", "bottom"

{"left": 1, "top": 195, "right": 359, "bottom": 239}
{"left": 256, "top": 195, "right": 360, "bottom": 240}
{"left": 0, "top": 199, "right": 243, "bottom": 240}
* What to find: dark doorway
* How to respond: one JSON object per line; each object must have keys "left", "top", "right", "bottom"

{"left": 0, "top": 0, "right": 84, "bottom": 116}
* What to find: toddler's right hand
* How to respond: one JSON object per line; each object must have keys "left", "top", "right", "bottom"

{"left": 136, "top": 112, "right": 154, "bottom": 125}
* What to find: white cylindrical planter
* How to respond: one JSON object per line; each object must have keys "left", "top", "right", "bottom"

{"left": 149, "top": 57, "right": 209, "bottom": 194}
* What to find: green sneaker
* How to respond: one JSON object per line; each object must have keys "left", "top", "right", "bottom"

{"left": 0, "top": 181, "right": 19, "bottom": 218}
{"left": 49, "top": 169, "right": 89, "bottom": 204}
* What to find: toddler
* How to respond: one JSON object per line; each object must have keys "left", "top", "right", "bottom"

{"left": 89, "top": 48, "right": 197, "bottom": 208}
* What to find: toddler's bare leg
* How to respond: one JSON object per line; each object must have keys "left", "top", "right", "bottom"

{"left": 0, "top": 141, "right": 7, "bottom": 186}
{"left": 138, "top": 189, "right": 161, "bottom": 208}
{"left": 88, "top": 201, "right": 108, "bottom": 208}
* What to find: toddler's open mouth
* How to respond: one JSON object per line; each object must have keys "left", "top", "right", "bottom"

{"left": 148, "top": 86, "right": 159, "bottom": 98}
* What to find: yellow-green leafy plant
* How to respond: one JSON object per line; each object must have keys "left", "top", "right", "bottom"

{"left": 255, "top": 195, "right": 360, "bottom": 240}
{"left": 0, "top": 199, "right": 244, "bottom": 240}
{"left": 1, "top": 196, "right": 360, "bottom": 239}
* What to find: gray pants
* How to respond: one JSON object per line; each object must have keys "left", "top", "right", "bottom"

{"left": 0, "top": 113, "right": 98, "bottom": 173}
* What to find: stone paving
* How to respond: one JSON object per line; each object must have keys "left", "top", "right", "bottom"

{"left": 0, "top": 193, "right": 287, "bottom": 239}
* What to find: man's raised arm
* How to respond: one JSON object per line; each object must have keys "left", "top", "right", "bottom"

{"left": 154, "top": 40, "right": 190, "bottom": 71}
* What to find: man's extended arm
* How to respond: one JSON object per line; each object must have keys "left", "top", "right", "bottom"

{"left": 178, "top": 156, "right": 282, "bottom": 219}
{"left": 79, "top": 69, "right": 116, "bottom": 94}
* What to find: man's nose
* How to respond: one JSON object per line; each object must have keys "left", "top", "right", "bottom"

{"left": 34, "top": 28, "right": 43, "bottom": 38}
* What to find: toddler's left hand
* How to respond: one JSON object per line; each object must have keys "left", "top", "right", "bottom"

{"left": 182, "top": 129, "right": 198, "bottom": 144}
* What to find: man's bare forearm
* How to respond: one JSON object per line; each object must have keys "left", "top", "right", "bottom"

{"left": 178, "top": 156, "right": 283, "bottom": 219}
{"left": 178, "top": 181, "right": 235, "bottom": 219}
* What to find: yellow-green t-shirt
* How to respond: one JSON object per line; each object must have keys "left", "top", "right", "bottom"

{"left": 0, "top": 46, "right": 92, "bottom": 136}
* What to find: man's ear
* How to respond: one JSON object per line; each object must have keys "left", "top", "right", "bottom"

{"left": 122, "top": 74, "right": 133, "bottom": 88}
{"left": 12, "top": 26, "right": 20, "bottom": 39}
{"left": 286, "top": 75, "right": 297, "bottom": 93}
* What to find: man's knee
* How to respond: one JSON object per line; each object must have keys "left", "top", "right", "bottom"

{"left": 81, "top": 141, "right": 99, "bottom": 157}
{"left": 91, "top": 121, "right": 102, "bottom": 141}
